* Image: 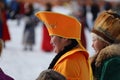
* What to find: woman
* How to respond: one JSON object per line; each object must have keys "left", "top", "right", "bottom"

{"left": 0, "top": 39, "right": 14, "bottom": 80}
{"left": 0, "top": 0, "right": 11, "bottom": 48}
{"left": 35, "top": 11, "right": 92, "bottom": 80}
{"left": 91, "top": 10, "right": 120, "bottom": 80}
{"left": 23, "top": 3, "right": 37, "bottom": 51}
{"left": 41, "top": 3, "right": 53, "bottom": 52}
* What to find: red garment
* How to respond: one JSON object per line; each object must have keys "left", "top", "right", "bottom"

{"left": 41, "top": 24, "right": 53, "bottom": 51}
{"left": 19, "top": 2, "right": 25, "bottom": 15}
{"left": 81, "top": 22, "right": 86, "bottom": 49}
{"left": 2, "top": 11, "right": 11, "bottom": 41}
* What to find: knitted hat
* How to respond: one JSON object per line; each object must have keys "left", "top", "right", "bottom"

{"left": 92, "top": 10, "right": 120, "bottom": 44}
{"left": 35, "top": 11, "right": 86, "bottom": 49}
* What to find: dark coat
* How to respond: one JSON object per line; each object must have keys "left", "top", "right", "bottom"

{"left": 23, "top": 15, "right": 37, "bottom": 45}
{"left": 41, "top": 24, "right": 53, "bottom": 51}
{"left": 0, "top": 68, "right": 14, "bottom": 80}
{"left": 92, "top": 44, "right": 120, "bottom": 80}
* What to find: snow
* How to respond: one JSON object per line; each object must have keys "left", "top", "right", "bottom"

{"left": 0, "top": 19, "right": 56, "bottom": 80}
{"left": 0, "top": 18, "right": 94, "bottom": 80}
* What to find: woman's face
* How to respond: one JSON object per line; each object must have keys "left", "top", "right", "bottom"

{"left": 92, "top": 37, "right": 108, "bottom": 53}
{"left": 50, "top": 36, "right": 69, "bottom": 53}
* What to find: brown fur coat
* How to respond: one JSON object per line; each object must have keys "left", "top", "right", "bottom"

{"left": 95, "top": 43, "right": 120, "bottom": 67}
{"left": 91, "top": 44, "right": 120, "bottom": 80}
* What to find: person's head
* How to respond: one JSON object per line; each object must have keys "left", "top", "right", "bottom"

{"left": 0, "top": 39, "right": 3, "bottom": 56}
{"left": 35, "top": 11, "right": 85, "bottom": 53}
{"left": 24, "top": 3, "right": 33, "bottom": 15}
{"left": 91, "top": 10, "right": 120, "bottom": 53}
{"left": 45, "top": 2, "right": 52, "bottom": 11}
{"left": 0, "top": 0, "right": 5, "bottom": 10}
{"left": 50, "top": 36, "right": 79, "bottom": 53}
{"left": 36, "top": 69, "right": 66, "bottom": 80}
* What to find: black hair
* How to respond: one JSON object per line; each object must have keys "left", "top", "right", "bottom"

{"left": 46, "top": 2, "right": 52, "bottom": 11}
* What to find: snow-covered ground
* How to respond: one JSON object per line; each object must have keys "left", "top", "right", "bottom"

{"left": 0, "top": 18, "right": 94, "bottom": 80}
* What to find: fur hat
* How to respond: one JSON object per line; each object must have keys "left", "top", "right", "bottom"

{"left": 36, "top": 69, "right": 66, "bottom": 80}
{"left": 92, "top": 10, "right": 120, "bottom": 44}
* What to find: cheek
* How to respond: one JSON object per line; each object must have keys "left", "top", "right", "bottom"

{"left": 54, "top": 41, "right": 62, "bottom": 52}
{"left": 93, "top": 40, "right": 105, "bottom": 52}
{"left": 50, "top": 37, "right": 61, "bottom": 53}
{"left": 92, "top": 40, "right": 100, "bottom": 52}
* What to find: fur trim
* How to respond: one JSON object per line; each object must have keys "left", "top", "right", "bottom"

{"left": 91, "top": 33, "right": 110, "bottom": 44}
{"left": 95, "top": 43, "right": 120, "bottom": 67}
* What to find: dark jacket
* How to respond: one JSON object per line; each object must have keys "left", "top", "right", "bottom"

{"left": 0, "top": 68, "right": 14, "bottom": 80}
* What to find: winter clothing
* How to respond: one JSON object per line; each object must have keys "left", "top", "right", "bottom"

{"left": 0, "top": 20, "right": 2, "bottom": 38}
{"left": 0, "top": 68, "right": 14, "bottom": 80}
{"left": 41, "top": 3, "right": 53, "bottom": 52}
{"left": 35, "top": 11, "right": 81, "bottom": 40}
{"left": 92, "top": 10, "right": 120, "bottom": 44}
{"left": 23, "top": 15, "right": 36, "bottom": 45}
{"left": 35, "top": 11, "right": 86, "bottom": 50}
{"left": 23, "top": 3, "right": 38, "bottom": 50}
{"left": 92, "top": 44, "right": 120, "bottom": 80}
{"left": 41, "top": 24, "right": 53, "bottom": 51}
{"left": 91, "top": 10, "right": 120, "bottom": 80}
{"left": 36, "top": 69, "right": 66, "bottom": 80}
{"left": 35, "top": 11, "right": 93, "bottom": 80}
{"left": 0, "top": 10, "right": 11, "bottom": 41}
{"left": 52, "top": 47, "right": 90, "bottom": 80}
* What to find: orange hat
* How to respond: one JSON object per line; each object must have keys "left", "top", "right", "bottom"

{"left": 35, "top": 11, "right": 87, "bottom": 50}
{"left": 92, "top": 10, "right": 120, "bottom": 44}
{"left": 35, "top": 11, "right": 81, "bottom": 40}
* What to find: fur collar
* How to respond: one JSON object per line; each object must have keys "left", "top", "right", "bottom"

{"left": 95, "top": 44, "right": 120, "bottom": 67}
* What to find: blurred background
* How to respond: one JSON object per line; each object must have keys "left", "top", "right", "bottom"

{"left": 0, "top": 0, "right": 120, "bottom": 80}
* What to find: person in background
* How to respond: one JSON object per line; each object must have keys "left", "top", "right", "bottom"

{"left": 91, "top": 9, "right": 120, "bottom": 80}
{"left": 0, "top": 39, "right": 14, "bottom": 80}
{"left": 22, "top": 3, "right": 37, "bottom": 51}
{"left": 36, "top": 69, "right": 66, "bottom": 80}
{"left": 41, "top": 2, "right": 53, "bottom": 52}
{"left": 72, "top": 0, "right": 87, "bottom": 48}
{"left": 0, "top": 0, "right": 11, "bottom": 48}
{"left": 35, "top": 11, "right": 92, "bottom": 80}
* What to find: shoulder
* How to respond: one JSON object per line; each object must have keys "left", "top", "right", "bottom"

{"left": 64, "top": 51, "right": 88, "bottom": 63}
{"left": 101, "top": 56, "right": 120, "bottom": 80}
{"left": 103, "top": 56, "right": 120, "bottom": 67}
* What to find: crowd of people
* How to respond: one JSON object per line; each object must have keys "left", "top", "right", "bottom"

{"left": 0, "top": 0, "right": 120, "bottom": 80}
